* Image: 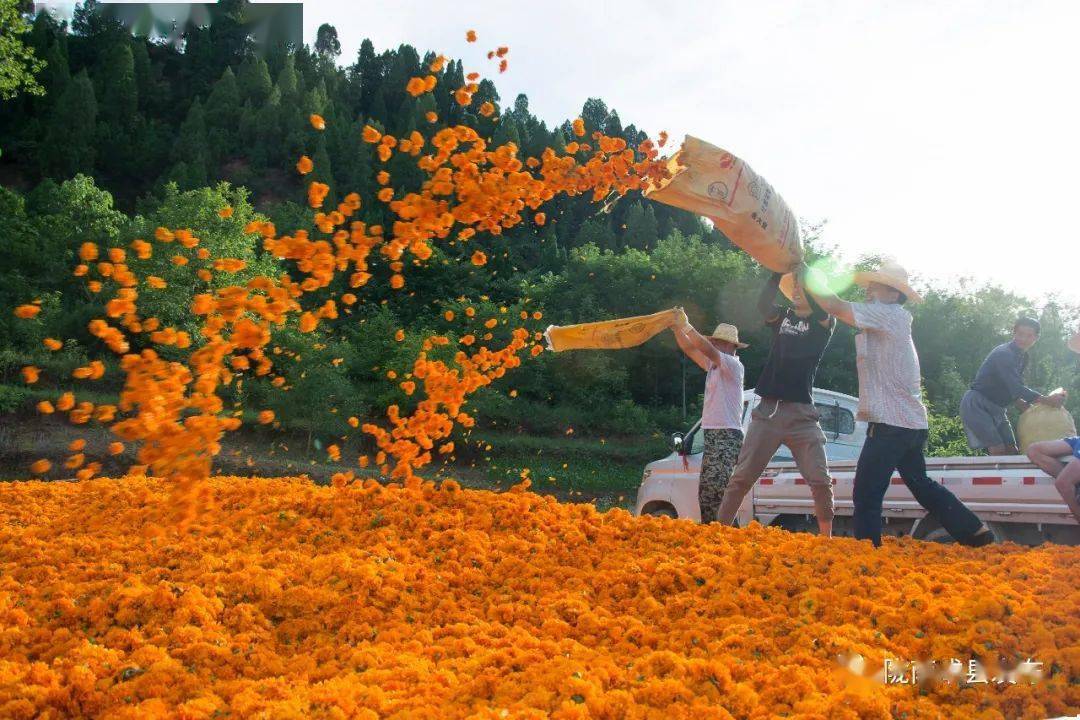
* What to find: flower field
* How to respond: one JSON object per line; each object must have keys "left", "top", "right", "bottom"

{"left": 0, "top": 475, "right": 1076, "bottom": 719}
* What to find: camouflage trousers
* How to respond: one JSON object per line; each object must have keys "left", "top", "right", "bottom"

{"left": 699, "top": 428, "right": 744, "bottom": 523}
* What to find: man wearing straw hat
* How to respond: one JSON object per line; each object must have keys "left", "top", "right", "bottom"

{"left": 713, "top": 268, "right": 836, "bottom": 535}
{"left": 1025, "top": 331, "right": 1080, "bottom": 525}
{"left": 670, "top": 314, "right": 747, "bottom": 523}
{"left": 805, "top": 260, "right": 994, "bottom": 547}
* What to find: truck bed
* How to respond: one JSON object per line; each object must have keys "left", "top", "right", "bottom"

{"left": 755, "top": 454, "right": 1078, "bottom": 532}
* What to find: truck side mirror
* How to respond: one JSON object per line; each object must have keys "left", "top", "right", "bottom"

{"left": 671, "top": 432, "right": 684, "bottom": 454}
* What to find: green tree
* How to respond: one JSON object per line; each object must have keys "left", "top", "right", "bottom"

{"left": 204, "top": 67, "right": 241, "bottom": 162}
{"left": 169, "top": 98, "right": 209, "bottom": 189}
{"left": 95, "top": 41, "right": 136, "bottom": 130}
{"left": 0, "top": 0, "right": 45, "bottom": 99}
{"left": 38, "top": 69, "right": 96, "bottom": 176}
{"left": 237, "top": 54, "right": 272, "bottom": 105}
{"left": 124, "top": 182, "right": 279, "bottom": 336}
{"left": 622, "top": 201, "right": 658, "bottom": 251}
{"left": 314, "top": 23, "right": 341, "bottom": 60}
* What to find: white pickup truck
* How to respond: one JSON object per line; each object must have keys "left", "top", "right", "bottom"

{"left": 634, "top": 388, "right": 1080, "bottom": 545}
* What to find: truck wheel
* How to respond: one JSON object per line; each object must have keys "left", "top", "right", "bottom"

{"left": 641, "top": 503, "right": 677, "bottom": 518}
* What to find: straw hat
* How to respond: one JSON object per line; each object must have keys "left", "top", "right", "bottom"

{"left": 853, "top": 259, "right": 923, "bottom": 304}
{"left": 710, "top": 323, "right": 748, "bottom": 348}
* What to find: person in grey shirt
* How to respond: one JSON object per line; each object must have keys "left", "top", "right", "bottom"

{"left": 960, "top": 317, "right": 1066, "bottom": 455}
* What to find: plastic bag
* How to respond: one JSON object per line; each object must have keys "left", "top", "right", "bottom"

{"left": 644, "top": 136, "right": 802, "bottom": 272}
{"left": 1017, "top": 390, "right": 1076, "bottom": 452}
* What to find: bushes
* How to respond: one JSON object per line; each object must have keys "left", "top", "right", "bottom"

{"left": 927, "top": 412, "right": 975, "bottom": 457}
{"left": 0, "top": 385, "right": 30, "bottom": 414}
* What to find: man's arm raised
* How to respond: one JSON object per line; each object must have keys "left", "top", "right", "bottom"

{"left": 671, "top": 308, "right": 723, "bottom": 370}
{"left": 802, "top": 267, "right": 856, "bottom": 327}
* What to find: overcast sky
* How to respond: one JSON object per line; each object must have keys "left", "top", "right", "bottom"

{"left": 301, "top": 0, "right": 1079, "bottom": 302}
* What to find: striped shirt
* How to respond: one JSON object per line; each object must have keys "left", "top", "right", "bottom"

{"left": 851, "top": 302, "right": 928, "bottom": 430}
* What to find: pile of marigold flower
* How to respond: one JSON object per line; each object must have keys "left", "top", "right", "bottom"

{"left": 0, "top": 475, "right": 1076, "bottom": 719}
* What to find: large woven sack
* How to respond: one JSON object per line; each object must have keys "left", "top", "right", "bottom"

{"left": 1017, "top": 394, "right": 1076, "bottom": 452}
{"left": 644, "top": 136, "right": 802, "bottom": 272}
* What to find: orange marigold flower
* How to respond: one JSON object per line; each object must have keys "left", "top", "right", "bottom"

{"left": 394, "top": 329, "right": 405, "bottom": 342}
{"left": 258, "top": 410, "right": 275, "bottom": 424}
{"left": 377, "top": 171, "right": 390, "bottom": 186}
{"left": 109, "top": 442, "right": 125, "bottom": 455}
{"left": 572, "top": 118, "right": 586, "bottom": 137}
{"left": 299, "top": 312, "right": 318, "bottom": 333}
{"left": 466, "top": 29, "right": 477, "bottom": 42}
{"left": 37, "top": 400, "right": 54, "bottom": 414}
{"left": 444, "top": 310, "right": 455, "bottom": 321}
{"left": 14, "top": 304, "right": 40, "bottom": 319}
{"left": 429, "top": 55, "right": 446, "bottom": 72}
{"left": 471, "top": 251, "right": 488, "bottom": 266}
{"left": 21, "top": 366, "right": 39, "bottom": 384}
{"left": 535, "top": 212, "right": 546, "bottom": 226}
{"left": 479, "top": 101, "right": 495, "bottom": 117}
{"left": 362, "top": 125, "right": 382, "bottom": 143}
{"left": 29, "top": 459, "right": 50, "bottom": 474}
{"left": 309, "top": 113, "right": 326, "bottom": 130}
{"left": 406, "top": 77, "right": 428, "bottom": 97}
{"left": 390, "top": 274, "right": 405, "bottom": 290}
{"left": 308, "top": 182, "right": 330, "bottom": 209}
{"left": 218, "top": 206, "right": 234, "bottom": 218}
{"left": 378, "top": 188, "right": 394, "bottom": 202}
{"left": 296, "top": 155, "right": 314, "bottom": 174}
{"left": 425, "top": 111, "right": 438, "bottom": 123}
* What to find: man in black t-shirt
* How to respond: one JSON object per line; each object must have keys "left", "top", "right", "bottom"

{"left": 714, "top": 267, "right": 837, "bottom": 535}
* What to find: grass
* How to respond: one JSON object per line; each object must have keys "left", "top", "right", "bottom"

{"left": 0, "top": 384, "right": 672, "bottom": 511}
{"left": 437, "top": 430, "right": 670, "bottom": 510}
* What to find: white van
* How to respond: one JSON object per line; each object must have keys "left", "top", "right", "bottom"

{"left": 634, "top": 388, "right": 1080, "bottom": 545}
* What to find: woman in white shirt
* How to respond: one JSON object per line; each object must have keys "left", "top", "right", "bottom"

{"left": 671, "top": 311, "right": 747, "bottom": 523}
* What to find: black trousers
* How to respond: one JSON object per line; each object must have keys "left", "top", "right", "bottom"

{"left": 853, "top": 423, "right": 983, "bottom": 546}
